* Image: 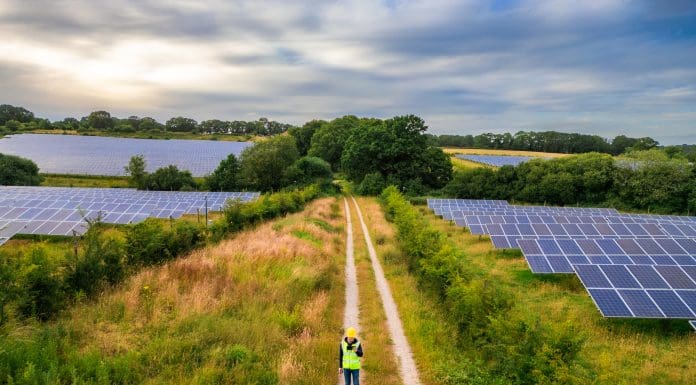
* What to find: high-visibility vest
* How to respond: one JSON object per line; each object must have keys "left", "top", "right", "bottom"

{"left": 341, "top": 340, "right": 361, "bottom": 370}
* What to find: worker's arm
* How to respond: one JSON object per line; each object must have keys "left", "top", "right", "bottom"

{"left": 338, "top": 343, "right": 343, "bottom": 368}
{"left": 356, "top": 342, "right": 363, "bottom": 358}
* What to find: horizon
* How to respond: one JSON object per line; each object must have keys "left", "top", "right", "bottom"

{"left": 1, "top": 0, "right": 695, "bottom": 144}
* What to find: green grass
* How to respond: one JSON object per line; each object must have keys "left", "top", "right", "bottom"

{"left": 291, "top": 229, "right": 323, "bottom": 246}
{"left": 40, "top": 174, "right": 132, "bottom": 188}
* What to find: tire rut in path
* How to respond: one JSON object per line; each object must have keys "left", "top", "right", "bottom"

{"left": 350, "top": 196, "right": 422, "bottom": 385}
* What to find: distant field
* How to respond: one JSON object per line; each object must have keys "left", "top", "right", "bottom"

{"left": 443, "top": 147, "right": 569, "bottom": 158}
{"left": 40, "top": 174, "right": 207, "bottom": 189}
{"left": 41, "top": 174, "right": 132, "bottom": 188}
{"left": 450, "top": 155, "right": 494, "bottom": 170}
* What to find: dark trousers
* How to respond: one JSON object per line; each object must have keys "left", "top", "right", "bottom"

{"left": 343, "top": 368, "right": 360, "bottom": 385}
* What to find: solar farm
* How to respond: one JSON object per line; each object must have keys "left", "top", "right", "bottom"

{"left": 0, "top": 134, "right": 253, "bottom": 176}
{"left": 455, "top": 154, "right": 537, "bottom": 167}
{"left": 428, "top": 198, "right": 696, "bottom": 328}
{"left": 0, "top": 186, "right": 260, "bottom": 246}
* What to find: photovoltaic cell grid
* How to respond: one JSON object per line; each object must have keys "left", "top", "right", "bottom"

{"left": 455, "top": 154, "right": 538, "bottom": 167}
{"left": 0, "top": 186, "right": 260, "bottom": 243}
{"left": 428, "top": 198, "right": 696, "bottom": 321}
{"left": 0, "top": 134, "right": 253, "bottom": 176}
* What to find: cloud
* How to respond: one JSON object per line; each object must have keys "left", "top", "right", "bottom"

{"left": 0, "top": 0, "right": 695, "bottom": 144}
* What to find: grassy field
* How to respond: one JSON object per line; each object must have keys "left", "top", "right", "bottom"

{"left": 40, "top": 174, "right": 208, "bottom": 189}
{"left": 40, "top": 174, "right": 132, "bottom": 188}
{"left": 0, "top": 198, "right": 349, "bottom": 384}
{"left": 26, "top": 129, "right": 260, "bottom": 142}
{"left": 361, "top": 196, "right": 695, "bottom": 384}
{"left": 449, "top": 155, "right": 493, "bottom": 170}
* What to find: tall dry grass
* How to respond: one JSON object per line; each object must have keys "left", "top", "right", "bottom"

{"left": 5, "top": 197, "right": 346, "bottom": 385}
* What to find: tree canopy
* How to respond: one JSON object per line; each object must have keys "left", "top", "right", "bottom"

{"left": 239, "top": 135, "right": 300, "bottom": 191}
{"left": 206, "top": 153, "right": 240, "bottom": 191}
{"left": 341, "top": 115, "right": 452, "bottom": 192}
{"left": 308, "top": 115, "right": 359, "bottom": 170}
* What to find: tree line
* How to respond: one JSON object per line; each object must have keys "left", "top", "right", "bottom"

{"left": 121, "top": 114, "right": 452, "bottom": 194}
{"left": 0, "top": 104, "right": 291, "bottom": 136}
{"left": 428, "top": 131, "right": 659, "bottom": 155}
{"left": 444, "top": 149, "right": 696, "bottom": 215}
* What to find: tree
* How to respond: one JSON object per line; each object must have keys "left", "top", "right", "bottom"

{"left": 239, "top": 135, "right": 300, "bottom": 191}
{"left": 138, "top": 117, "right": 164, "bottom": 131}
{"left": 283, "top": 156, "right": 333, "bottom": 187}
{"left": 340, "top": 115, "right": 452, "bottom": 192}
{"left": 4, "top": 119, "right": 21, "bottom": 132}
{"left": 86, "top": 110, "right": 115, "bottom": 130}
{"left": 308, "top": 115, "right": 359, "bottom": 170}
{"left": 289, "top": 120, "right": 324, "bottom": 156}
{"left": 125, "top": 155, "right": 147, "bottom": 189}
{"left": 199, "top": 119, "right": 229, "bottom": 134}
{"left": 207, "top": 153, "right": 240, "bottom": 191}
{"left": 0, "top": 104, "right": 34, "bottom": 125}
{"left": 165, "top": 117, "right": 198, "bottom": 132}
{"left": 0, "top": 153, "right": 43, "bottom": 185}
{"left": 59, "top": 117, "right": 80, "bottom": 130}
{"left": 144, "top": 165, "right": 197, "bottom": 191}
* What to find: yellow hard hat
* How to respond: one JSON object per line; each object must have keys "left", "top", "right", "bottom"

{"left": 346, "top": 327, "right": 357, "bottom": 338}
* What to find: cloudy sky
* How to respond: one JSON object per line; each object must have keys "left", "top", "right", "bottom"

{"left": 1, "top": 0, "right": 695, "bottom": 144}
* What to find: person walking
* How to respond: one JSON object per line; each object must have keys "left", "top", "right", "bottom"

{"left": 339, "top": 327, "right": 363, "bottom": 385}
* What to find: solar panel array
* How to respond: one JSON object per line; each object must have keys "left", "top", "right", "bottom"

{"left": 0, "top": 134, "right": 253, "bottom": 176}
{"left": 428, "top": 198, "right": 696, "bottom": 324}
{"left": 0, "top": 186, "right": 260, "bottom": 246}
{"left": 455, "top": 154, "right": 538, "bottom": 167}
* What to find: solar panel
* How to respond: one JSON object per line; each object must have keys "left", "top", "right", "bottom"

{"left": 575, "top": 265, "right": 696, "bottom": 318}
{"left": 428, "top": 198, "right": 696, "bottom": 320}
{"left": 0, "top": 186, "right": 260, "bottom": 243}
{"left": 456, "top": 154, "right": 538, "bottom": 167}
{"left": 0, "top": 134, "right": 253, "bottom": 177}
{"left": 587, "top": 288, "right": 634, "bottom": 317}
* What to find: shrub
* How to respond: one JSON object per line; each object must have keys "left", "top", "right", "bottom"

{"left": 125, "top": 219, "right": 170, "bottom": 265}
{"left": 283, "top": 156, "right": 333, "bottom": 187}
{"left": 16, "top": 247, "right": 64, "bottom": 321}
{"left": 356, "top": 172, "right": 386, "bottom": 195}
{"left": 212, "top": 184, "right": 324, "bottom": 241}
{"left": 64, "top": 224, "right": 126, "bottom": 296}
{"left": 0, "top": 153, "right": 43, "bottom": 186}
{"left": 125, "top": 219, "right": 204, "bottom": 266}
{"left": 144, "top": 165, "right": 197, "bottom": 191}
